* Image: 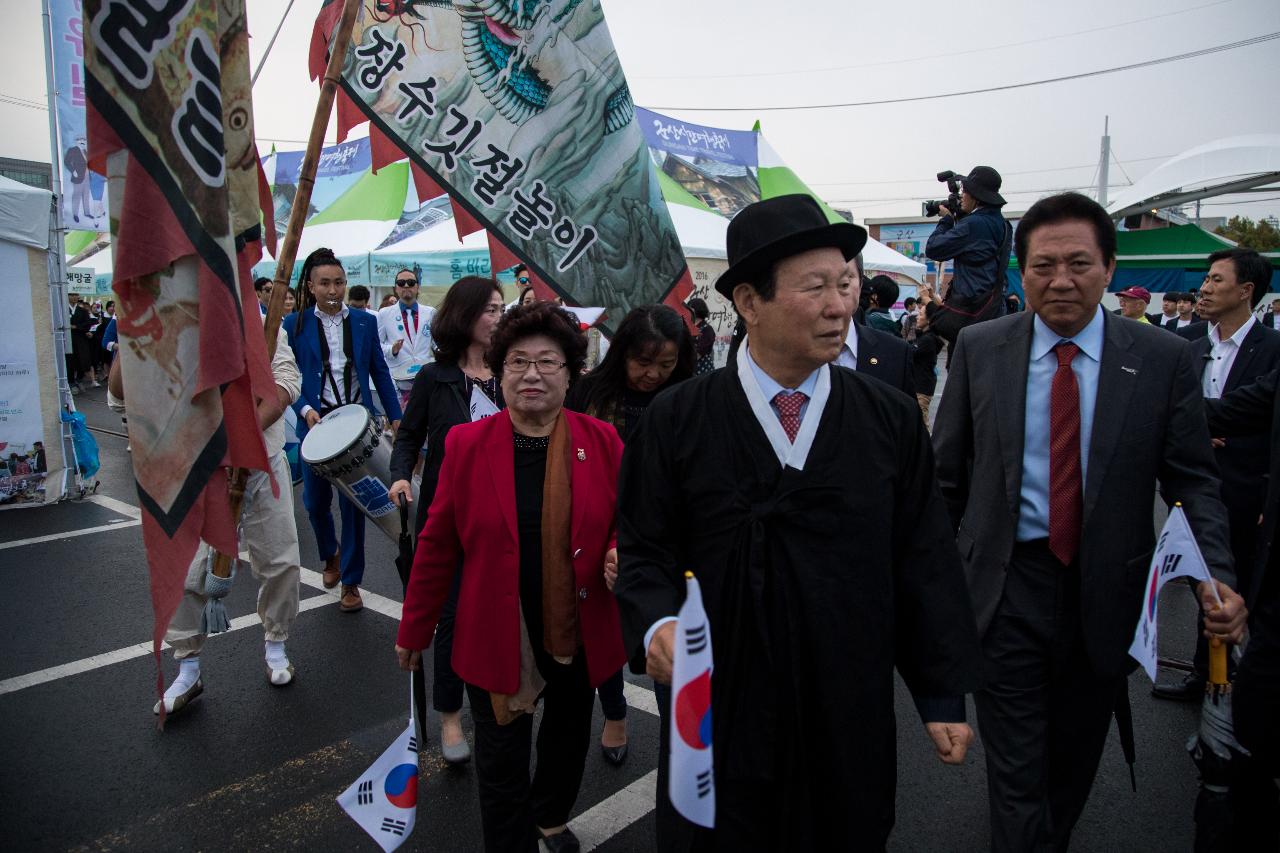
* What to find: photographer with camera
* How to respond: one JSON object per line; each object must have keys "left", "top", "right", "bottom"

{"left": 923, "top": 166, "right": 1013, "bottom": 359}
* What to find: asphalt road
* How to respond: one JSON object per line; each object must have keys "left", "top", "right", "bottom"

{"left": 0, "top": 384, "right": 1211, "bottom": 852}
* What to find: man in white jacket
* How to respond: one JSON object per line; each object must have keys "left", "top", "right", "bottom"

{"left": 377, "top": 269, "right": 436, "bottom": 372}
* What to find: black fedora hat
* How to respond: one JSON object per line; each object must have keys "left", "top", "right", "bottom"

{"left": 715, "top": 194, "right": 867, "bottom": 300}
{"left": 963, "top": 166, "right": 1006, "bottom": 206}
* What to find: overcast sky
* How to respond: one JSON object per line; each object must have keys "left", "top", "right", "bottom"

{"left": 5, "top": 0, "right": 1278, "bottom": 223}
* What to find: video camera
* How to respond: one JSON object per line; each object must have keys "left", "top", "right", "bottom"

{"left": 922, "top": 170, "right": 964, "bottom": 218}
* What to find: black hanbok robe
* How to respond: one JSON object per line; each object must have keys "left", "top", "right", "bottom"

{"left": 614, "top": 359, "right": 982, "bottom": 851}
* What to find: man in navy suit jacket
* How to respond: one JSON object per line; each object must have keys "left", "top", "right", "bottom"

{"left": 283, "top": 249, "right": 402, "bottom": 612}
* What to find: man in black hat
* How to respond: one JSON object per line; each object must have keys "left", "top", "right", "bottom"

{"left": 924, "top": 166, "right": 1014, "bottom": 359}
{"left": 614, "top": 194, "right": 983, "bottom": 850}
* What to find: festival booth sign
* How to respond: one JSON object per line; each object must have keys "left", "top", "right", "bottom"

{"left": 85, "top": 0, "right": 276, "bottom": 712}
{"left": 310, "top": 0, "right": 693, "bottom": 333}
{"left": 0, "top": 176, "right": 76, "bottom": 507}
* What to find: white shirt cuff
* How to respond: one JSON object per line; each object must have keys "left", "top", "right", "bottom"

{"left": 300, "top": 404, "right": 315, "bottom": 418}
{"left": 643, "top": 616, "right": 678, "bottom": 657}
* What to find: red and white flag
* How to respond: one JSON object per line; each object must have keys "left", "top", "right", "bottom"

{"left": 1129, "top": 505, "right": 1214, "bottom": 682}
{"left": 669, "top": 571, "right": 715, "bottom": 828}
{"left": 337, "top": 677, "right": 420, "bottom": 851}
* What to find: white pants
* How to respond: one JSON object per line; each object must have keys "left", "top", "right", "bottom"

{"left": 166, "top": 452, "right": 301, "bottom": 658}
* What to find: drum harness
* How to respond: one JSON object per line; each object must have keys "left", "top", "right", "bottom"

{"left": 316, "top": 312, "right": 361, "bottom": 416}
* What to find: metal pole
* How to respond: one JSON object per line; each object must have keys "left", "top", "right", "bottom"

{"left": 41, "top": 0, "right": 82, "bottom": 499}
{"left": 1098, "top": 116, "right": 1111, "bottom": 209}
{"left": 251, "top": 0, "right": 297, "bottom": 87}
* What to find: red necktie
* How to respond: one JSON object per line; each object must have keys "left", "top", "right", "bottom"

{"left": 1048, "top": 342, "right": 1082, "bottom": 565}
{"left": 771, "top": 391, "right": 808, "bottom": 443}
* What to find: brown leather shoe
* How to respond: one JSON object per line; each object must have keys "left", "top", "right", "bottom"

{"left": 340, "top": 585, "right": 363, "bottom": 612}
{"left": 322, "top": 555, "right": 340, "bottom": 589}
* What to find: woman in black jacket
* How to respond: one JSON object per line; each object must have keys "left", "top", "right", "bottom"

{"left": 389, "top": 275, "right": 506, "bottom": 765}
{"left": 565, "top": 304, "right": 695, "bottom": 765}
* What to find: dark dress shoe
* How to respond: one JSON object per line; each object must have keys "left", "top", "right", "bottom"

{"left": 537, "top": 828, "right": 580, "bottom": 852}
{"left": 601, "top": 741, "right": 628, "bottom": 766}
{"left": 1151, "top": 672, "right": 1205, "bottom": 701}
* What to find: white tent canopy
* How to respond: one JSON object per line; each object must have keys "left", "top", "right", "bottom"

{"left": 0, "top": 176, "right": 52, "bottom": 250}
{"left": 1106, "top": 134, "right": 1280, "bottom": 220}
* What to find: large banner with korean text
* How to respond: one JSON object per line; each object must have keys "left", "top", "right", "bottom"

{"left": 315, "top": 0, "right": 691, "bottom": 331}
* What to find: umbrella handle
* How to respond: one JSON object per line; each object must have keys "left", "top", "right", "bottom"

{"left": 1208, "top": 637, "right": 1228, "bottom": 686}
{"left": 398, "top": 496, "right": 409, "bottom": 536}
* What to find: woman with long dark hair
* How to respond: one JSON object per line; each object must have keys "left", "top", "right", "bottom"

{"left": 389, "top": 275, "right": 507, "bottom": 765}
{"left": 564, "top": 304, "right": 694, "bottom": 765}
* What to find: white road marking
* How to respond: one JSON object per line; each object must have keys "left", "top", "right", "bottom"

{"left": 298, "top": 568, "right": 404, "bottom": 620}
{"left": 624, "top": 680, "right": 659, "bottom": 717}
{"left": 86, "top": 493, "right": 142, "bottom": 519}
{"left": 0, "top": 518, "right": 141, "bottom": 551}
{"left": 569, "top": 769, "right": 658, "bottom": 851}
{"left": 0, "top": 595, "right": 336, "bottom": 697}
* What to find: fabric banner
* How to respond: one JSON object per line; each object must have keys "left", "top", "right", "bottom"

{"left": 638, "top": 106, "right": 759, "bottom": 219}
{"left": 1128, "top": 506, "right": 1214, "bottom": 682}
{"left": 313, "top": 0, "right": 691, "bottom": 331}
{"left": 0, "top": 238, "right": 49, "bottom": 505}
{"left": 85, "top": 0, "right": 274, "bottom": 713}
{"left": 48, "top": 0, "right": 108, "bottom": 231}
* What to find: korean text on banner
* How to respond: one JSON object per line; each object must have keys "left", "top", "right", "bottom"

{"left": 315, "top": 0, "right": 691, "bottom": 331}
{"left": 1128, "top": 506, "right": 1213, "bottom": 682}
{"left": 49, "top": 0, "right": 108, "bottom": 231}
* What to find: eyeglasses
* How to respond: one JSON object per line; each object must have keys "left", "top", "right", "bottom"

{"left": 504, "top": 355, "right": 567, "bottom": 374}
{"left": 395, "top": 278, "right": 418, "bottom": 287}
{"left": 517, "top": 276, "right": 530, "bottom": 284}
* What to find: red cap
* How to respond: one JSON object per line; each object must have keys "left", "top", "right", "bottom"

{"left": 1116, "top": 286, "right": 1151, "bottom": 303}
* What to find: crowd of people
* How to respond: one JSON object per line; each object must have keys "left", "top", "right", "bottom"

{"left": 107, "top": 183, "right": 1279, "bottom": 851}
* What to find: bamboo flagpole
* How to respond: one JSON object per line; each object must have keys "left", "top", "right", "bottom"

{"left": 209, "top": 0, "right": 363, "bottom": 583}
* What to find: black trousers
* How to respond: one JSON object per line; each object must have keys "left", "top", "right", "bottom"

{"left": 596, "top": 668, "right": 627, "bottom": 721}
{"left": 975, "top": 540, "right": 1125, "bottom": 853}
{"left": 432, "top": 569, "right": 465, "bottom": 713}
{"left": 466, "top": 654, "right": 595, "bottom": 853}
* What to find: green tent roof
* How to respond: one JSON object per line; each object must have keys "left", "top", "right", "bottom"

{"left": 1116, "top": 224, "right": 1234, "bottom": 257}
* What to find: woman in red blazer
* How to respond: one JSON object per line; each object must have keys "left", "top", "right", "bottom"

{"left": 397, "top": 302, "right": 625, "bottom": 853}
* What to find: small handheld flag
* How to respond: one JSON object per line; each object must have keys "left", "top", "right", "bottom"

{"left": 1129, "top": 504, "right": 1215, "bottom": 682}
{"left": 669, "top": 571, "right": 715, "bottom": 828}
{"left": 337, "top": 675, "right": 420, "bottom": 851}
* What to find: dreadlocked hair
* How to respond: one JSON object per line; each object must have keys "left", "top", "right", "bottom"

{"left": 297, "top": 247, "right": 341, "bottom": 313}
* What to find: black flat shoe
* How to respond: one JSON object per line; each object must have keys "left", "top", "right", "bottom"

{"left": 1151, "top": 672, "right": 1205, "bottom": 702}
{"left": 538, "top": 828, "right": 580, "bottom": 852}
{"left": 601, "top": 741, "right": 629, "bottom": 766}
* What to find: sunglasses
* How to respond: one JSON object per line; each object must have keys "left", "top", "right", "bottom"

{"left": 517, "top": 276, "right": 530, "bottom": 284}
{"left": 396, "top": 278, "right": 418, "bottom": 287}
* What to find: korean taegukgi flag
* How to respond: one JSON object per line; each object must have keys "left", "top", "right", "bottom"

{"left": 337, "top": 677, "right": 420, "bottom": 851}
{"left": 670, "top": 571, "right": 715, "bottom": 828}
{"left": 1129, "top": 504, "right": 1214, "bottom": 682}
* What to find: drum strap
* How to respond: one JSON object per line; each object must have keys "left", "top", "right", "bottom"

{"left": 316, "top": 314, "right": 360, "bottom": 411}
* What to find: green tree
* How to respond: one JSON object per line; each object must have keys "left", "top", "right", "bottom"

{"left": 1214, "top": 215, "right": 1280, "bottom": 251}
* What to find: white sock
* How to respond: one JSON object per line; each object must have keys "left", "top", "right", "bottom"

{"left": 265, "top": 640, "right": 289, "bottom": 669}
{"left": 165, "top": 657, "right": 201, "bottom": 699}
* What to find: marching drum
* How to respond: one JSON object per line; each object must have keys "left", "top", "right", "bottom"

{"left": 301, "top": 404, "right": 414, "bottom": 541}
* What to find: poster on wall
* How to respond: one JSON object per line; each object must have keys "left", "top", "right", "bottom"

{"left": 48, "top": 0, "right": 108, "bottom": 231}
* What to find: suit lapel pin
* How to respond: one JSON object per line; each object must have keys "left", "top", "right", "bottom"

{"left": 869, "top": 357, "right": 879, "bottom": 365}
{"left": 1121, "top": 366, "right": 1138, "bottom": 374}
{"left": 577, "top": 448, "right": 586, "bottom": 461}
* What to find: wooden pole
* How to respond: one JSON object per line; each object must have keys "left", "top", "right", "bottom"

{"left": 211, "top": 0, "right": 363, "bottom": 580}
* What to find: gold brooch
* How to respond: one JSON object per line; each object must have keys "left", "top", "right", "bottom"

{"left": 576, "top": 448, "right": 586, "bottom": 461}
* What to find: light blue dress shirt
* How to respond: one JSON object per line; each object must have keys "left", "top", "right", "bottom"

{"left": 1017, "top": 306, "right": 1104, "bottom": 541}
{"left": 745, "top": 344, "right": 821, "bottom": 424}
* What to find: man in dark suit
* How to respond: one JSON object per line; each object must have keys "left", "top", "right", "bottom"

{"left": 932, "top": 192, "right": 1247, "bottom": 852}
{"left": 283, "top": 248, "right": 402, "bottom": 613}
{"left": 834, "top": 257, "right": 916, "bottom": 397}
{"left": 1155, "top": 248, "right": 1280, "bottom": 699}
{"left": 1205, "top": 369, "right": 1280, "bottom": 846}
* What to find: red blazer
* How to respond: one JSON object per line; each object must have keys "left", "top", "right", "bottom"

{"left": 397, "top": 408, "right": 627, "bottom": 692}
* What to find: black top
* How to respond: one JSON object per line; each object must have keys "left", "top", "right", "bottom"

{"left": 513, "top": 434, "right": 549, "bottom": 669}
{"left": 910, "top": 330, "right": 941, "bottom": 396}
{"left": 564, "top": 374, "right": 659, "bottom": 444}
{"left": 391, "top": 362, "right": 504, "bottom": 534}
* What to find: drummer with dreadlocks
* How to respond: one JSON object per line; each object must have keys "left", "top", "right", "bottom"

{"left": 283, "top": 248, "right": 403, "bottom": 613}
